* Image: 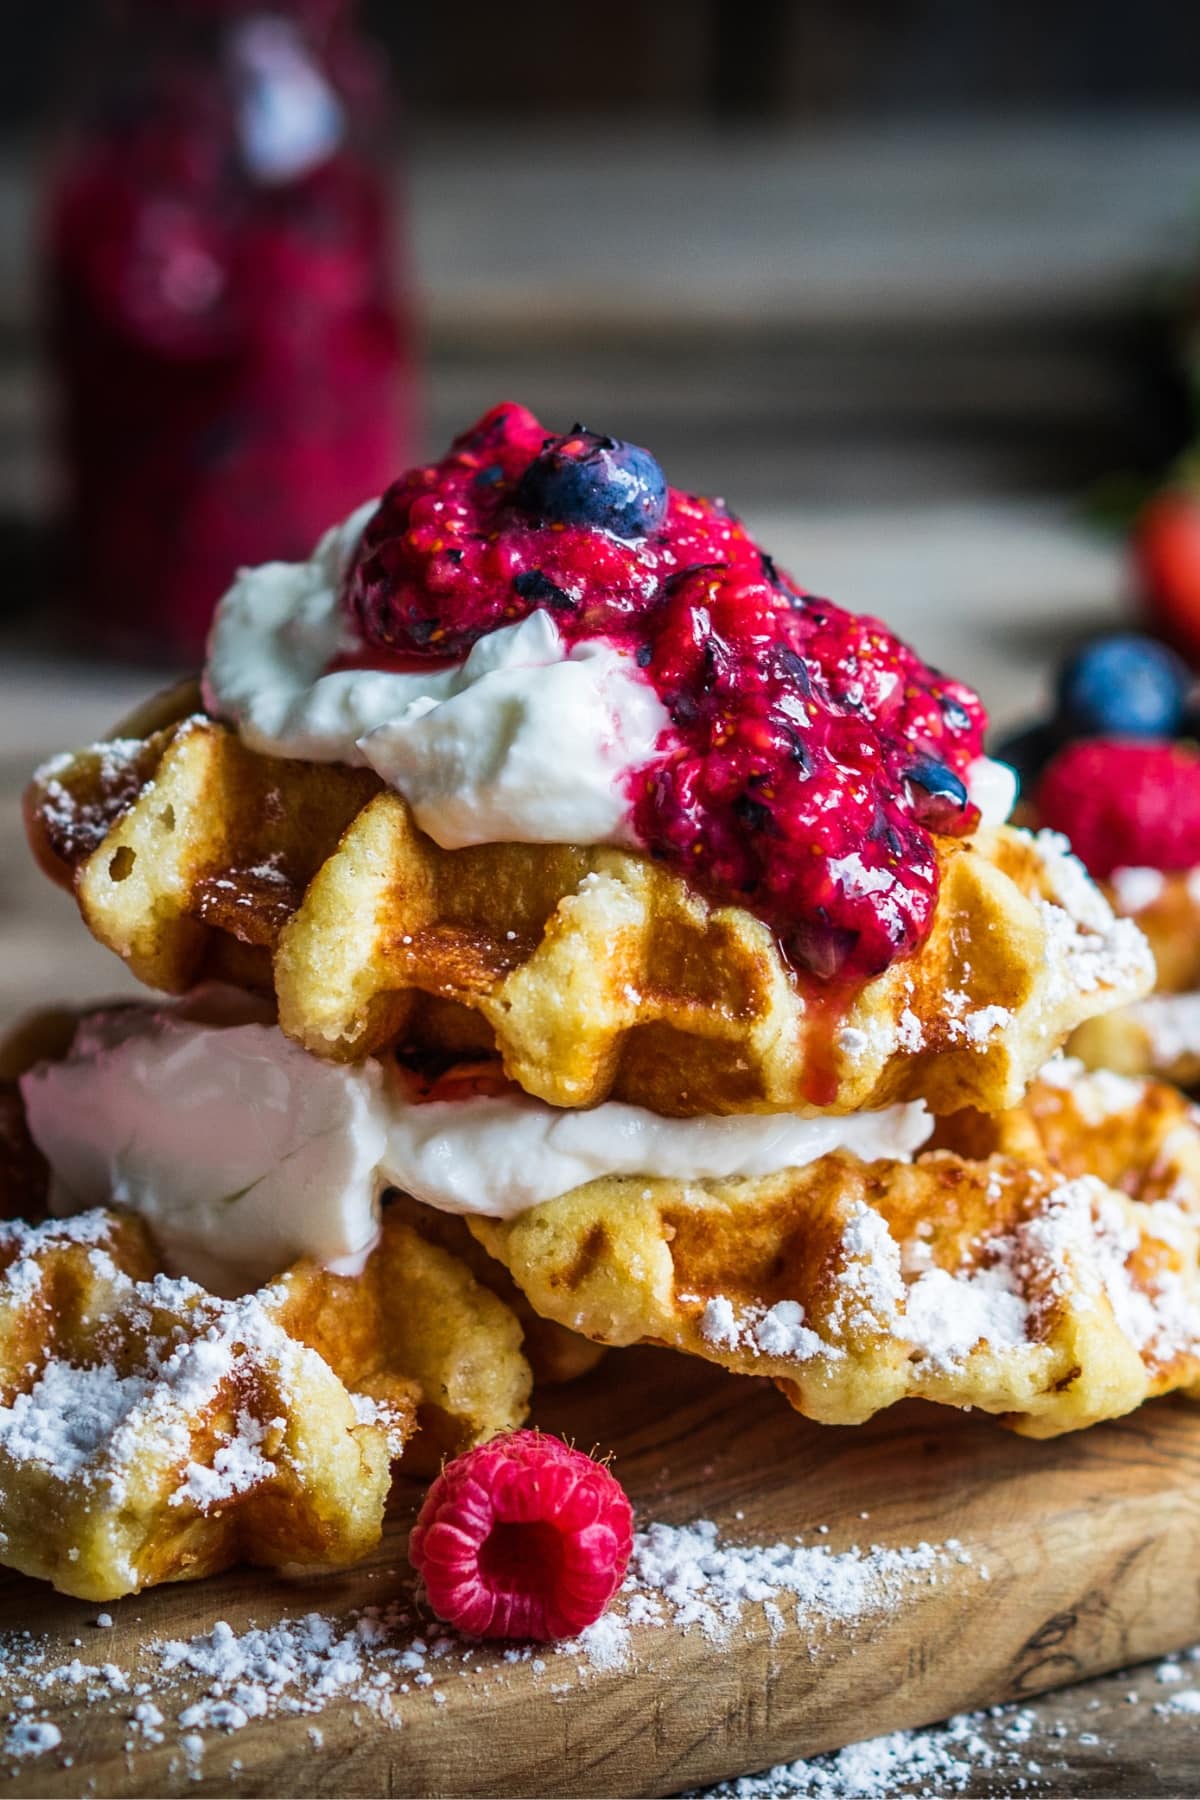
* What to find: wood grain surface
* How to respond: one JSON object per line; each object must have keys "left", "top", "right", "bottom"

{"left": 2, "top": 1349, "right": 1200, "bottom": 1799}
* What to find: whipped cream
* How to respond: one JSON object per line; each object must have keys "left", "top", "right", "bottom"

{"left": 965, "top": 755, "right": 1017, "bottom": 830}
{"left": 380, "top": 1079, "right": 932, "bottom": 1217}
{"left": 20, "top": 994, "right": 385, "bottom": 1298}
{"left": 204, "top": 503, "right": 1017, "bottom": 854}
{"left": 203, "top": 506, "right": 670, "bottom": 850}
{"left": 21, "top": 997, "right": 933, "bottom": 1293}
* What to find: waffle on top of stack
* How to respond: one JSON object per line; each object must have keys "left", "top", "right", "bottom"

{"left": 27, "top": 698, "right": 1150, "bottom": 1120}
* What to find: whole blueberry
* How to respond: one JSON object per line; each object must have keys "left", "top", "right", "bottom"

{"left": 1056, "top": 633, "right": 1190, "bottom": 739}
{"left": 516, "top": 425, "right": 668, "bottom": 537}
{"left": 905, "top": 757, "right": 969, "bottom": 830}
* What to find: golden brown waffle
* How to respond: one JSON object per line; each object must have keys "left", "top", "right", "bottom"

{"left": 1101, "top": 869, "right": 1200, "bottom": 995}
{"left": 934, "top": 1058, "right": 1200, "bottom": 1212}
{"left": 26, "top": 711, "right": 1152, "bottom": 1117}
{"left": 0, "top": 1155, "right": 530, "bottom": 1599}
{"left": 471, "top": 1065, "right": 1200, "bottom": 1439}
{"left": 1071, "top": 1001, "right": 1200, "bottom": 1089}
{"left": 1066, "top": 870, "right": 1200, "bottom": 1085}
{"left": 383, "top": 1192, "right": 606, "bottom": 1386}
{"left": 0, "top": 1207, "right": 397, "bottom": 1600}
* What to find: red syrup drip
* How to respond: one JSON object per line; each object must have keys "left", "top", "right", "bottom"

{"left": 342, "top": 402, "right": 988, "bottom": 988}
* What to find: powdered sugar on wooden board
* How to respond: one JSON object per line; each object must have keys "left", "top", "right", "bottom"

{"left": 0, "top": 1515, "right": 986, "bottom": 1783}
{"left": 696, "top": 1648, "right": 1200, "bottom": 1799}
{"left": 0, "top": 1516, "right": 1193, "bottom": 1792}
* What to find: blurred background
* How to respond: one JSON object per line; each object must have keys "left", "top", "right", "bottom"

{"left": 4, "top": 0, "right": 1200, "bottom": 1012}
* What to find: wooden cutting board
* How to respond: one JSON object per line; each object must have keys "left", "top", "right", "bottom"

{"left": 4, "top": 1346, "right": 1200, "bottom": 1799}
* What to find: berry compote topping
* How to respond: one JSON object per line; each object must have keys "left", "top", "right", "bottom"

{"left": 343, "top": 403, "right": 988, "bottom": 983}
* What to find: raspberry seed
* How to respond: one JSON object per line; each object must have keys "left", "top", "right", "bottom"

{"left": 408, "top": 1430, "right": 634, "bottom": 1642}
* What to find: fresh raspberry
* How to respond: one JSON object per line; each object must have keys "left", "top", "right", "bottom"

{"left": 1035, "top": 738, "right": 1200, "bottom": 877}
{"left": 408, "top": 1430, "right": 633, "bottom": 1641}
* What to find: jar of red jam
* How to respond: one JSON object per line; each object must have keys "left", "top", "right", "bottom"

{"left": 44, "top": 0, "right": 417, "bottom": 662}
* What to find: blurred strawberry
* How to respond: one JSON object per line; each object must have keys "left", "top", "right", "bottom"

{"left": 1134, "top": 482, "right": 1200, "bottom": 662}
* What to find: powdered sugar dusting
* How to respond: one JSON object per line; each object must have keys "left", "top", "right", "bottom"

{"left": 963, "top": 1004, "right": 1012, "bottom": 1048}
{"left": 0, "top": 1210, "right": 413, "bottom": 1559}
{"left": 0, "top": 1259, "right": 306, "bottom": 1511}
{"left": 3, "top": 1719, "right": 62, "bottom": 1760}
{"left": 1109, "top": 865, "right": 1167, "bottom": 916}
{"left": 1128, "top": 992, "right": 1200, "bottom": 1068}
{"left": 0, "top": 1362, "right": 151, "bottom": 1484}
{"left": 1029, "top": 829, "right": 1154, "bottom": 1007}
{"left": 0, "top": 1521, "right": 1190, "bottom": 1787}
{"left": 697, "top": 1648, "right": 1200, "bottom": 1797}
{"left": 896, "top": 1006, "right": 924, "bottom": 1053}
{"left": 0, "top": 1513, "right": 982, "bottom": 1776}
{"left": 604, "top": 1518, "right": 968, "bottom": 1651}
{"left": 170, "top": 1411, "right": 279, "bottom": 1511}
{"left": 902, "top": 1261, "right": 1029, "bottom": 1369}
{"left": 31, "top": 738, "right": 159, "bottom": 863}
{"left": 693, "top": 1161, "right": 1200, "bottom": 1387}
{"left": 1034, "top": 1054, "right": 1147, "bottom": 1125}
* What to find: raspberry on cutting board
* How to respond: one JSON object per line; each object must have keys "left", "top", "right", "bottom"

{"left": 408, "top": 1430, "right": 634, "bottom": 1641}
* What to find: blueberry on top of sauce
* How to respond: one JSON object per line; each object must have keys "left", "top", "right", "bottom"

{"left": 516, "top": 426, "right": 668, "bottom": 538}
{"left": 343, "top": 403, "right": 988, "bottom": 984}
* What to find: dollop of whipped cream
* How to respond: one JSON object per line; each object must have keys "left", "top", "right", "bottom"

{"left": 20, "top": 991, "right": 386, "bottom": 1298}
{"left": 20, "top": 994, "right": 933, "bottom": 1294}
{"left": 204, "top": 502, "right": 1017, "bottom": 856}
{"left": 203, "top": 504, "right": 670, "bottom": 850}
{"left": 964, "top": 756, "right": 1017, "bottom": 831}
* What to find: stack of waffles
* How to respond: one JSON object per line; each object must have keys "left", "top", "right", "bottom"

{"left": 5, "top": 404, "right": 1199, "bottom": 1605}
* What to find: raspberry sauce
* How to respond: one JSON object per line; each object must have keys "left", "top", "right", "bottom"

{"left": 344, "top": 403, "right": 987, "bottom": 983}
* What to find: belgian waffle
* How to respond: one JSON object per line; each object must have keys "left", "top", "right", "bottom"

{"left": 470, "top": 1064, "right": 1200, "bottom": 1439}
{"left": 0, "top": 1076, "right": 531, "bottom": 1600}
{"left": 1068, "top": 870, "right": 1200, "bottom": 1086}
{"left": 933, "top": 1057, "right": 1200, "bottom": 1209}
{"left": 26, "top": 708, "right": 1151, "bottom": 1118}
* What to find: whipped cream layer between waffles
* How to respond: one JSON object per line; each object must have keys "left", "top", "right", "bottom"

{"left": 15, "top": 992, "right": 932, "bottom": 1293}
{"left": 26, "top": 705, "right": 1151, "bottom": 1118}
{"left": 0, "top": 1002, "right": 1199, "bottom": 1602}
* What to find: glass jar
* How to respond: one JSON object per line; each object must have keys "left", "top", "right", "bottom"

{"left": 44, "top": 0, "right": 417, "bottom": 662}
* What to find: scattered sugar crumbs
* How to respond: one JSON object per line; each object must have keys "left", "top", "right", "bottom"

{"left": 0, "top": 1518, "right": 985, "bottom": 1782}
{"left": 0, "top": 1524, "right": 1194, "bottom": 1793}
{"left": 700, "top": 1647, "right": 1200, "bottom": 1800}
